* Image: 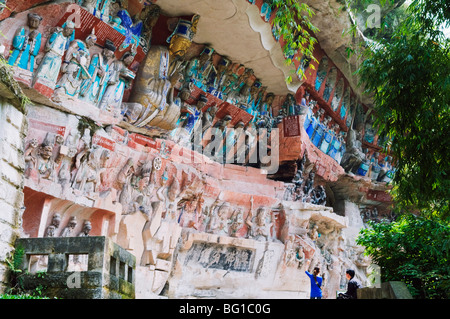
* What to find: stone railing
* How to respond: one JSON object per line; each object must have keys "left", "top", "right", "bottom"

{"left": 357, "top": 281, "right": 413, "bottom": 299}
{"left": 15, "top": 236, "right": 135, "bottom": 299}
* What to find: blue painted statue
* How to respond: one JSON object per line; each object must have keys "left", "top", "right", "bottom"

{"left": 33, "top": 21, "right": 75, "bottom": 88}
{"left": 8, "top": 13, "right": 43, "bottom": 73}
{"left": 335, "top": 131, "right": 347, "bottom": 165}
{"left": 325, "top": 124, "right": 339, "bottom": 159}
{"left": 319, "top": 118, "right": 334, "bottom": 154}
{"left": 115, "top": 9, "right": 143, "bottom": 50}
{"left": 54, "top": 32, "right": 97, "bottom": 99}
{"left": 369, "top": 153, "right": 381, "bottom": 181}
{"left": 356, "top": 149, "right": 370, "bottom": 176}
{"left": 260, "top": 0, "right": 272, "bottom": 22}
{"left": 79, "top": 39, "right": 116, "bottom": 105}
{"left": 312, "top": 115, "right": 330, "bottom": 148}
{"left": 98, "top": 50, "right": 136, "bottom": 113}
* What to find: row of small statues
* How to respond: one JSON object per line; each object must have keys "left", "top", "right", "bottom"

{"left": 7, "top": 12, "right": 140, "bottom": 116}
{"left": 168, "top": 47, "right": 301, "bottom": 144}
{"left": 357, "top": 152, "right": 395, "bottom": 183}
{"left": 73, "top": 0, "right": 159, "bottom": 52}
{"left": 198, "top": 198, "right": 277, "bottom": 242}
{"left": 169, "top": 88, "right": 270, "bottom": 166}
{"left": 304, "top": 98, "right": 347, "bottom": 164}
{"left": 44, "top": 215, "right": 92, "bottom": 238}
{"left": 302, "top": 92, "right": 396, "bottom": 182}
{"left": 361, "top": 208, "right": 397, "bottom": 224}
{"left": 7, "top": 6, "right": 290, "bottom": 157}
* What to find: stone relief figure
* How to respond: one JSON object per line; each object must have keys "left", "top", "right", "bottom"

{"left": 246, "top": 199, "right": 274, "bottom": 242}
{"left": 176, "top": 94, "right": 207, "bottom": 147}
{"left": 78, "top": 220, "right": 92, "bottom": 237}
{"left": 209, "top": 57, "right": 230, "bottom": 97}
{"left": 314, "top": 56, "right": 328, "bottom": 91}
{"left": 202, "top": 114, "right": 232, "bottom": 158}
{"left": 225, "top": 121, "right": 246, "bottom": 163}
{"left": 57, "top": 129, "right": 79, "bottom": 191}
{"left": 24, "top": 138, "right": 39, "bottom": 177}
{"left": 208, "top": 202, "right": 231, "bottom": 236}
{"left": 36, "top": 133, "right": 57, "bottom": 181}
{"left": 178, "top": 194, "right": 203, "bottom": 229}
{"left": 156, "top": 173, "right": 189, "bottom": 222}
{"left": 283, "top": 235, "right": 297, "bottom": 266}
{"left": 79, "top": 39, "right": 117, "bottom": 105}
{"left": 340, "top": 124, "right": 366, "bottom": 174}
{"left": 290, "top": 155, "right": 306, "bottom": 201}
{"left": 70, "top": 128, "right": 91, "bottom": 185}
{"left": 60, "top": 216, "right": 77, "bottom": 237}
{"left": 44, "top": 213, "right": 61, "bottom": 237}
{"left": 125, "top": 194, "right": 150, "bottom": 216}
{"left": 377, "top": 156, "right": 394, "bottom": 183}
{"left": 53, "top": 32, "right": 98, "bottom": 100}
{"left": 169, "top": 87, "right": 192, "bottom": 141}
{"left": 115, "top": 157, "right": 135, "bottom": 203}
{"left": 98, "top": 49, "right": 136, "bottom": 114}
{"left": 127, "top": 45, "right": 180, "bottom": 131}
{"left": 312, "top": 185, "right": 327, "bottom": 206}
{"left": 8, "top": 12, "right": 43, "bottom": 73}
{"left": 228, "top": 207, "right": 245, "bottom": 237}
{"left": 260, "top": 92, "right": 274, "bottom": 117}
{"left": 72, "top": 148, "right": 101, "bottom": 197}
{"left": 201, "top": 104, "right": 218, "bottom": 136}
{"left": 80, "top": 0, "right": 100, "bottom": 16}
{"left": 302, "top": 171, "right": 315, "bottom": 202}
{"left": 308, "top": 224, "right": 319, "bottom": 242}
{"left": 33, "top": 20, "right": 75, "bottom": 89}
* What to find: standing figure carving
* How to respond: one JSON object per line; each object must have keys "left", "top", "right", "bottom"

{"left": 53, "top": 32, "right": 98, "bottom": 100}
{"left": 60, "top": 216, "right": 77, "bottom": 237}
{"left": 246, "top": 198, "right": 273, "bottom": 242}
{"left": 36, "top": 133, "right": 57, "bottom": 181}
{"left": 44, "top": 213, "right": 61, "bottom": 237}
{"left": 33, "top": 21, "right": 75, "bottom": 89}
{"left": 98, "top": 50, "right": 136, "bottom": 114}
{"left": 209, "top": 202, "right": 231, "bottom": 236}
{"left": 8, "top": 13, "right": 42, "bottom": 73}
{"left": 24, "top": 138, "right": 38, "bottom": 178}
{"left": 79, "top": 39, "right": 116, "bottom": 105}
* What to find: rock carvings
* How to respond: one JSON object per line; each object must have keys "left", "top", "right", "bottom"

{"left": 0, "top": 0, "right": 398, "bottom": 299}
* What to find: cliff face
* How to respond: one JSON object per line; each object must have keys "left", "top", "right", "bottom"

{"left": 0, "top": 0, "right": 389, "bottom": 299}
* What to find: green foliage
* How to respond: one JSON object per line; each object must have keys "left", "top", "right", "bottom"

{"left": 353, "top": 0, "right": 450, "bottom": 219}
{"left": 268, "top": 0, "right": 319, "bottom": 82}
{"left": 0, "top": 293, "right": 51, "bottom": 299}
{"left": 5, "top": 246, "right": 51, "bottom": 298}
{"left": 0, "top": 56, "right": 32, "bottom": 112}
{"left": 348, "top": 0, "right": 408, "bottom": 41}
{"left": 357, "top": 215, "right": 450, "bottom": 299}
{"left": 5, "top": 246, "right": 26, "bottom": 296}
{"left": 5, "top": 245, "right": 24, "bottom": 274}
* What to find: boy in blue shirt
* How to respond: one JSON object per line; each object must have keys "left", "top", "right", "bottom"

{"left": 305, "top": 264, "right": 323, "bottom": 299}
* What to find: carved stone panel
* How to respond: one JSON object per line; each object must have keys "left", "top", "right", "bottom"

{"left": 184, "top": 242, "right": 254, "bottom": 273}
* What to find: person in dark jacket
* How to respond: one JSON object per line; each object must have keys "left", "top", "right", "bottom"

{"left": 337, "top": 269, "right": 362, "bottom": 299}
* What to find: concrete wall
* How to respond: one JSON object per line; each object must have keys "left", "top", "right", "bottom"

{"left": 15, "top": 236, "right": 136, "bottom": 299}
{"left": 0, "top": 98, "right": 26, "bottom": 293}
